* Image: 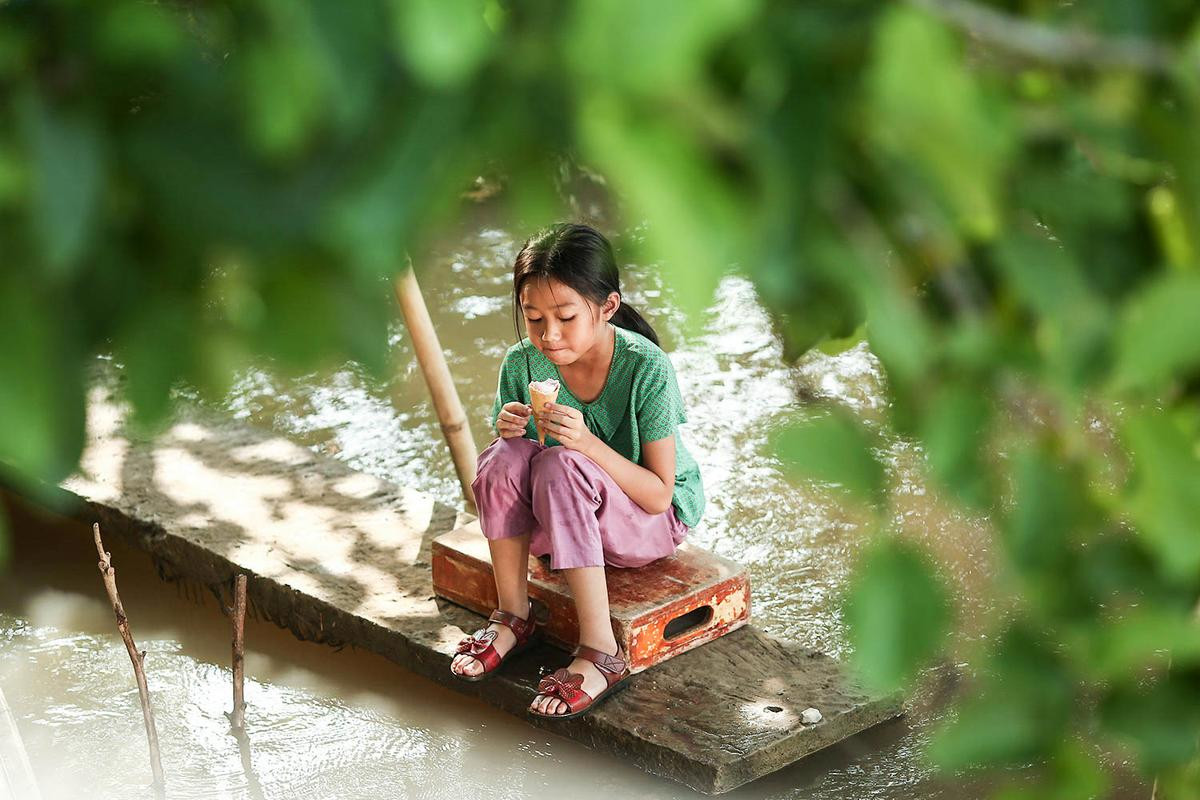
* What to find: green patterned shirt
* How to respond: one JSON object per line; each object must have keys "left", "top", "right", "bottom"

{"left": 489, "top": 324, "right": 705, "bottom": 528}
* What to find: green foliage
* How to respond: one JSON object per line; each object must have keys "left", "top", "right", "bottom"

{"left": 1101, "top": 671, "right": 1200, "bottom": 773}
{"left": 930, "top": 624, "right": 1074, "bottom": 770}
{"left": 1122, "top": 410, "right": 1200, "bottom": 580}
{"left": 18, "top": 90, "right": 105, "bottom": 278}
{"left": 843, "top": 538, "right": 951, "bottom": 694}
{"left": 391, "top": 0, "right": 496, "bottom": 88}
{"left": 1114, "top": 272, "right": 1200, "bottom": 390}
{"left": 769, "top": 408, "right": 884, "bottom": 504}
{"left": 4, "top": 0, "right": 1200, "bottom": 795}
{"left": 867, "top": 7, "right": 1013, "bottom": 239}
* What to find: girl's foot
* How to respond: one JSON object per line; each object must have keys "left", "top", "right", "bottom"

{"left": 450, "top": 605, "right": 529, "bottom": 678}
{"left": 529, "top": 640, "right": 620, "bottom": 716}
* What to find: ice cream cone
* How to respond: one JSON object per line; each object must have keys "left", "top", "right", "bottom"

{"left": 529, "top": 379, "right": 560, "bottom": 445}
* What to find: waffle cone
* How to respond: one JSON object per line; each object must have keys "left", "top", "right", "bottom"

{"left": 529, "top": 383, "right": 560, "bottom": 445}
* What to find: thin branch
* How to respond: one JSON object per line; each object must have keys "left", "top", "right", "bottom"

{"left": 910, "top": 0, "right": 1177, "bottom": 74}
{"left": 93, "top": 522, "right": 165, "bottom": 791}
{"left": 230, "top": 574, "right": 247, "bottom": 730}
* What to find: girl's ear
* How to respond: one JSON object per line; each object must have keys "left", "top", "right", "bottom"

{"left": 603, "top": 291, "right": 620, "bottom": 321}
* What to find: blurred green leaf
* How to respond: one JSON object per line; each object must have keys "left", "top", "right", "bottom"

{"left": 930, "top": 625, "right": 1073, "bottom": 769}
{"left": 116, "top": 295, "right": 195, "bottom": 432}
{"left": 254, "top": 260, "right": 391, "bottom": 377}
{"left": 327, "top": 96, "right": 471, "bottom": 278}
{"left": 305, "top": 2, "right": 390, "bottom": 135}
{"left": 1102, "top": 673, "right": 1200, "bottom": 772}
{"left": 1043, "top": 738, "right": 1109, "bottom": 800}
{"left": 97, "top": 1, "right": 187, "bottom": 65}
{"left": 843, "top": 538, "right": 951, "bottom": 693}
{"left": 931, "top": 692, "right": 1044, "bottom": 771}
{"left": 1077, "top": 533, "right": 1195, "bottom": 612}
{"left": 0, "top": 22, "right": 29, "bottom": 79}
{"left": 1003, "top": 444, "right": 1075, "bottom": 575}
{"left": 920, "top": 379, "right": 991, "bottom": 508}
{"left": 1081, "top": 608, "right": 1200, "bottom": 679}
{"left": 569, "top": 0, "right": 758, "bottom": 93}
{"left": 390, "top": 0, "right": 493, "bottom": 88}
{"left": 1113, "top": 272, "right": 1200, "bottom": 390}
{"left": 851, "top": 256, "right": 937, "bottom": 390}
{"left": 1156, "top": 756, "right": 1200, "bottom": 800}
{"left": 0, "top": 141, "right": 24, "bottom": 207}
{"left": 1122, "top": 410, "right": 1200, "bottom": 580}
{"left": 0, "top": 275, "right": 86, "bottom": 483}
{"left": 239, "top": 35, "right": 331, "bottom": 159}
{"left": 17, "top": 92, "right": 105, "bottom": 279}
{"left": 989, "top": 738, "right": 1109, "bottom": 800}
{"left": 1145, "top": 185, "right": 1194, "bottom": 272}
{"left": 993, "top": 232, "right": 1110, "bottom": 388}
{"left": 867, "top": 6, "right": 1013, "bottom": 239}
{"left": 770, "top": 408, "right": 884, "bottom": 503}
{"left": 578, "top": 95, "right": 750, "bottom": 326}
{"left": 766, "top": 237, "right": 866, "bottom": 359}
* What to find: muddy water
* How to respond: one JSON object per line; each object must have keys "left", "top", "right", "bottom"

{"left": 2, "top": 225, "right": 1001, "bottom": 798}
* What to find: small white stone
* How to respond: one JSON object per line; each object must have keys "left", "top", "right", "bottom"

{"left": 800, "top": 707, "right": 822, "bottom": 725}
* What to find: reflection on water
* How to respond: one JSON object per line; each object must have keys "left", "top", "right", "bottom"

{"left": 0, "top": 504, "right": 707, "bottom": 800}
{"left": 3, "top": 226, "right": 1000, "bottom": 798}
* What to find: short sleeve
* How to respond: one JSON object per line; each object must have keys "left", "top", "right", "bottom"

{"left": 490, "top": 347, "right": 535, "bottom": 438}
{"left": 636, "top": 351, "right": 688, "bottom": 444}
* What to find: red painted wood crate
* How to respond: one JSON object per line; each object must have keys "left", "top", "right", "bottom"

{"left": 431, "top": 520, "right": 751, "bottom": 674}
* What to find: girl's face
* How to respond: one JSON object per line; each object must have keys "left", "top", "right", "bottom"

{"left": 520, "top": 277, "right": 618, "bottom": 366}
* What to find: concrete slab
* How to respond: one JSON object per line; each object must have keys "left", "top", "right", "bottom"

{"left": 7, "top": 384, "right": 901, "bottom": 794}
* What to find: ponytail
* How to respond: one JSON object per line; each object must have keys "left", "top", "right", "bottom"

{"left": 610, "top": 301, "right": 660, "bottom": 347}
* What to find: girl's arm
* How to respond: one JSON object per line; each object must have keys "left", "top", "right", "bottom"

{"left": 581, "top": 434, "right": 676, "bottom": 516}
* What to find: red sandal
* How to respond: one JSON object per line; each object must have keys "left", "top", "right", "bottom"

{"left": 450, "top": 605, "right": 539, "bottom": 682}
{"left": 528, "top": 643, "right": 631, "bottom": 719}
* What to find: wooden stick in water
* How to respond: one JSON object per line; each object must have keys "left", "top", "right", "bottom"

{"left": 231, "top": 574, "right": 247, "bottom": 730}
{"left": 92, "top": 522, "right": 164, "bottom": 790}
{"left": 394, "top": 262, "right": 480, "bottom": 514}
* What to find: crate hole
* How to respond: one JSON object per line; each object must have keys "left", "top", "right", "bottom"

{"left": 765, "top": 706, "right": 783, "bottom": 713}
{"left": 663, "top": 605, "right": 714, "bottom": 640}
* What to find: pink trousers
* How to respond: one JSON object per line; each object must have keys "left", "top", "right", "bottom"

{"left": 470, "top": 436, "right": 689, "bottom": 570}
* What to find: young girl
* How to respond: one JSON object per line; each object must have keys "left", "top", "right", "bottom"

{"left": 448, "top": 222, "right": 705, "bottom": 719}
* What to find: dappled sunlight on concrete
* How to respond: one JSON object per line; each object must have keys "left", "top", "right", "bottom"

{"left": 60, "top": 381, "right": 458, "bottom": 639}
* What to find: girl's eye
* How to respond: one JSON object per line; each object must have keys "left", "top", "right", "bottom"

{"left": 560, "top": 316, "right": 576, "bottom": 322}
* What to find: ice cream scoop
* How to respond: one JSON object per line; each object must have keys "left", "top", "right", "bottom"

{"left": 529, "top": 379, "right": 560, "bottom": 445}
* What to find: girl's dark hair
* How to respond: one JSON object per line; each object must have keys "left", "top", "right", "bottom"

{"left": 510, "top": 223, "right": 659, "bottom": 384}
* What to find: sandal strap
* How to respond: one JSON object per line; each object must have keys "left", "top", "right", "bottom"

{"left": 572, "top": 643, "right": 627, "bottom": 683}
{"left": 488, "top": 606, "right": 536, "bottom": 643}
{"left": 536, "top": 668, "right": 592, "bottom": 713}
{"left": 454, "top": 629, "right": 501, "bottom": 672}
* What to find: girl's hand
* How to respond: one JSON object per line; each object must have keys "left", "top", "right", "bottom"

{"left": 537, "top": 402, "right": 596, "bottom": 454}
{"left": 497, "top": 401, "right": 533, "bottom": 439}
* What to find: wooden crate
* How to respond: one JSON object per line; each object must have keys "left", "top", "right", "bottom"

{"left": 431, "top": 520, "right": 751, "bottom": 673}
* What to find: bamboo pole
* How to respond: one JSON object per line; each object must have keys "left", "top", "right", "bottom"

{"left": 393, "top": 262, "right": 479, "bottom": 514}
{"left": 230, "top": 574, "right": 247, "bottom": 730}
{"left": 93, "top": 522, "right": 164, "bottom": 790}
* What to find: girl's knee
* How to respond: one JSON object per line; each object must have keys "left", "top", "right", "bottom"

{"left": 477, "top": 436, "right": 540, "bottom": 476}
{"left": 529, "top": 446, "right": 589, "bottom": 476}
